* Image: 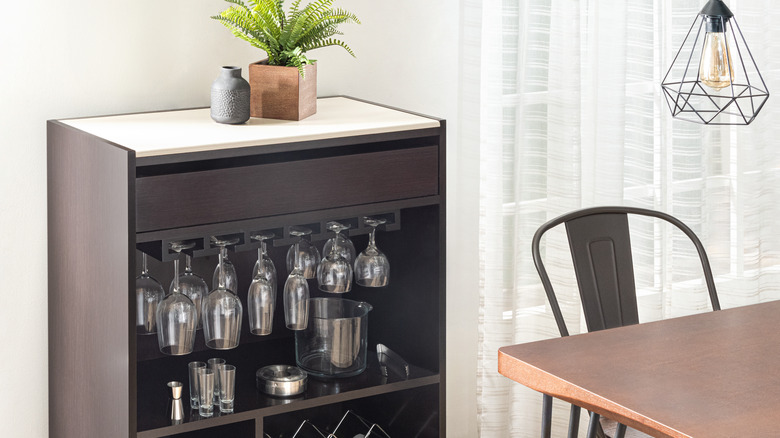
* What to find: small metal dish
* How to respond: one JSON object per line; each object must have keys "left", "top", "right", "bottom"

{"left": 256, "top": 365, "right": 308, "bottom": 397}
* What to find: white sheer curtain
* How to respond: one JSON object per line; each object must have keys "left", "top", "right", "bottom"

{"left": 465, "top": 0, "right": 780, "bottom": 436}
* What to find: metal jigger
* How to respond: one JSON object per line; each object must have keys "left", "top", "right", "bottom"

{"left": 168, "top": 381, "right": 184, "bottom": 424}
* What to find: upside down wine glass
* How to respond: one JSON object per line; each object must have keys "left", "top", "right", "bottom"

{"left": 248, "top": 232, "right": 277, "bottom": 336}
{"left": 355, "top": 217, "right": 390, "bottom": 287}
{"left": 136, "top": 252, "right": 164, "bottom": 335}
{"left": 322, "top": 223, "right": 356, "bottom": 264}
{"left": 156, "top": 241, "right": 197, "bottom": 355}
{"left": 252, "top": 232, "right": 278, "bottom": 287}
{"left": 212, "top": 237, "right": 238, "bottom": 293}
{"left": 284, "top": 232, "right": 310, "bottom": 331}
{"left": 317, "top": 221, "right": 353, "bottom": 293}
{"left": 203, "top": 236, "right": 243, "bottom": 349}
{"left": 170, "top": 252, "right": 208, "bottom": 330}
{"left": 286, "top": 226, "right": 320, "bottom": 279}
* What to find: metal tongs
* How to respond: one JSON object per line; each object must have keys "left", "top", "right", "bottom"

{"left": 377, "top": 344, "right": 410, "bottom": 379}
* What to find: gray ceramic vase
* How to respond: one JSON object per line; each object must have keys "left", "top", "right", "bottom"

{"left": 210, "top": 66, "right": 251, "bottom": 124}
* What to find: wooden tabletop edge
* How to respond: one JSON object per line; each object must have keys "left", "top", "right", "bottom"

{"left": 497, "top": 348, "right": 688, "bottom": 438}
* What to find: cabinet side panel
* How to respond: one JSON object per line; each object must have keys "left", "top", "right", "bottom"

{"left": 48, "top": 122, "right": 134, "bottom": 437}
{"left": 438, "top": 120, "right": 446, "bottom": 437}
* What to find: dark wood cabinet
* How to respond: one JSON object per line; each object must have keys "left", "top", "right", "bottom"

{"left": 48, "top": 97, "right": 446, "bottom": 437}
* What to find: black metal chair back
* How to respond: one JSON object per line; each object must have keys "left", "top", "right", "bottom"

{"left": 530, "top": 206, "right": 721, "bottom": 438}
{"left": 532, "top": 206, "right": 720, "bottom": 337}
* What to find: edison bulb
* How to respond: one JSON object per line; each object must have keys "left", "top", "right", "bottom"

{"left": 699, "top": 30, "right": 734, "bottom": 90}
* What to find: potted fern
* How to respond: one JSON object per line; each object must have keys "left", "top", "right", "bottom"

{"left": 212, "top": 0, "right": 360, "bottom": 120}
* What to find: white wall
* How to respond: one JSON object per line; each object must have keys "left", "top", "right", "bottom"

{"left": 0, "top": 0, "right": 476, "bottom": 436}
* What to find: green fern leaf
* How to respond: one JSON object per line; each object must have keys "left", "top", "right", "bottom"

{"left": 274, "top": 0, "right": 286, "bottom": 27}
{"left": 305, "top": 38, "right": 356, "bottom": 57}
{"left": 212, "top": 15, "right": 276, "bottom": 60}
{"left": 295, "top": 9, "right": 358, "bottom": 50}
{"left": 223, "top": 0, "right": 251, "bottom": 11}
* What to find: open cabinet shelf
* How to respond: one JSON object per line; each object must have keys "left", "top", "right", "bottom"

{"left": 48, "top": 97, "right": 446, "bottom": 437}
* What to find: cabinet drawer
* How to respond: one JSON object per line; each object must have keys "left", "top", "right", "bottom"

{"left": 136, "top": 146, "right": 438, "bottom": 232}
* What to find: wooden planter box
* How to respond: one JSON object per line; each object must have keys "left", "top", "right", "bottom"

{"left": 248, "top": 59, "right": 317, "bottom": 120}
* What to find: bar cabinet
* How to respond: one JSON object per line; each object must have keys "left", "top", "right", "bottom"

{"left": 47, "top": 97, "right": 446, "bottom": 437}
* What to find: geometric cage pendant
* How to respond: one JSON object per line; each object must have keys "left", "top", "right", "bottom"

{"left": 661, "top": 0, "right": 769, "bottom": 125}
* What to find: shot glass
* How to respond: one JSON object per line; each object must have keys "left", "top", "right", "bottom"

{"left": 218, "top": 364, "right": 236, "bottom": 413}
{"left": 197, "top": 368, "right": 215, "bottom": 417}
{"left": 207, "top": 358, "right": 225, "bottom": 405}
{"left": 188, "top": 361, "right": 206, "bottom": 409}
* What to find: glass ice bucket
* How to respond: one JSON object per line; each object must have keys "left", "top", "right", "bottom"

{"left": 295, "top": 298, "right": 373, "bottom": 378}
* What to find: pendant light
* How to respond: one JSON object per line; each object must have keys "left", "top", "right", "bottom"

{"left": 661, "top": 0, "right": 769, "bottom": 125}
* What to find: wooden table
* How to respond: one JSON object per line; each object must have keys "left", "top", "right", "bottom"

{"left": 498, "top": 301, "right": 780, "bottom": 438}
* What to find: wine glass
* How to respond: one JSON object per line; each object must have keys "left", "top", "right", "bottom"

{"left": 170, "top": 252, "right": 208, "bottom": 330}
{"left": 286, "top": 226, "right": 320, "bottom": 279}
{"left": 156, "top": 241, "right": 197, "bottom": 355}
{"left": 317, "top": 221, "right": 353, "bottom": 293}
{"left": 355, "top": 217, "right": 390, "bottom": 287}
{"left": 322, "top": 225, "right": 356, "bottom": 264}
{"left": 203, "top": 236, "right": 243, "bottom": 349}
{"left": 136, "top": 252, "right": 165, "bottom": 335}
{"left": 135, "top": 252, "right": 165, "bottom": 335}
{"left": 284, "top": 233, "right": 309, "bottom": 330}
{"left": 251, "top": 232, "right": 277, "bottom": 288}
{"left": 211, "top": 237, "right": 238, "bottom": 293}
{"left": 248, "top": 232, "right": 277, "bottom": 336}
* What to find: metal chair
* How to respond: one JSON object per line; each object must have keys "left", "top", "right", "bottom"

{"left": 531, "top": 206, "right": 721, "bottom": 438}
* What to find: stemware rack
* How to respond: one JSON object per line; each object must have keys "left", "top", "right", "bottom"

{"left": 138, "top": 211, "right": 401, "bottom": 263}
{"left": 48, "top": 97, "right": 445, "bottom": 438}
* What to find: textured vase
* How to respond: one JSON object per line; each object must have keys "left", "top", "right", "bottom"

{"left": 210, "top": 66, "right": 251, "bottom": 124}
